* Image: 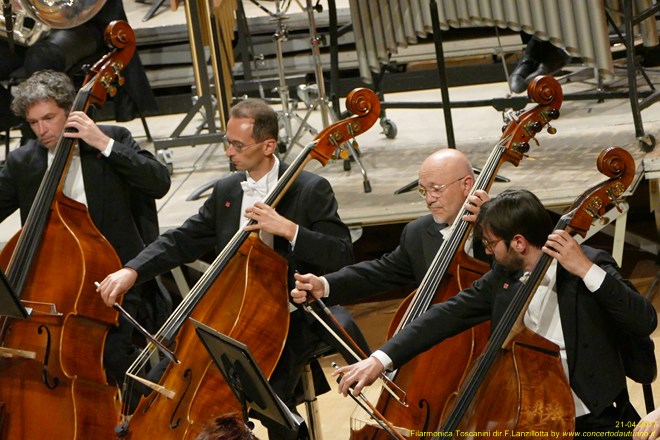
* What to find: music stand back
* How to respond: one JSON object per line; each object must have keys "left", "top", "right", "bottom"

{"left": 0, "top": 268, "right": 27, "bottom": 318}
{"left": 192, "top": 318, "right": 308, "bottom": 440}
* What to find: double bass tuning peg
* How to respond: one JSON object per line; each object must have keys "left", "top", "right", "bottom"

{"left": 111, "top": 62, "right": 125, "bottom": 86}
{"left": 542, "top": 109, "right": 560, "bottom": 134}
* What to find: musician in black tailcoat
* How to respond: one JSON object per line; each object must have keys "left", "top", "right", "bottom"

{"left": 326, "top": 190, "right": 656, "bottom": 438}
{"left": 97, "top": 98, "right": 370, "bottom": 411}
{"left": 291, "top": 148, "right": 489, "bottom": 307}
{"left": 0, "top": 70, "right": 171, "bottom": 383}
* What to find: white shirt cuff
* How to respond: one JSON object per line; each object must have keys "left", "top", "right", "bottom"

{"left": 583, "top": 264, "right": 606, "bottom": 292}
{"left": 371, "top": 350, "right": 393, "bottom": 371}
{"left": 320, "top": 276, "right": 330, "bottom": 298}
{"left": 289, "top": 225, "right": 299, "bottom": 249}
{"left": 102, "top": 138, "right": 114, "bottom": 157}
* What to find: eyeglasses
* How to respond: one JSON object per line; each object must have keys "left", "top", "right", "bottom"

{"left": 221, "top": 133, "right": 263, "bottom": 152}
{"left": 417, "top": 176, "right": 466, "bottom": 199}
{"left": 481, "top": 237, "right": 503, "bottom": 250}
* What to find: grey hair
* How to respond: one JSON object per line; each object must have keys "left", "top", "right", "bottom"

{"left": 11, "top": 70, "right": 75, "bottom": 118}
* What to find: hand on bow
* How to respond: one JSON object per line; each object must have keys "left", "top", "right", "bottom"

{"left": 243, "top": 202, "right": 297, "bottom": 241}
{"left": 291, "top": 272, "right": 325, "bottom": 304}
{"left": 333, "top": 357, "right": 384, "bottom": 397}
{"left": 63, "top": 111, "right": 112, "bottom": 153}
{"left": 96, "top": 267, "right": 138, "bottom": 307}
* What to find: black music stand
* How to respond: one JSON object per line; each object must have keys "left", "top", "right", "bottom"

{"left": 0, "top": 268, "right": 27, "bottom": 319}
{"left": 192, "top": 319, "right": 309, "bottom": 440}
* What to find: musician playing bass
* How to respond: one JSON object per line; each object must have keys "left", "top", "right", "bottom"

{"left": 0, "top": 70, "right": 172, "bottom": 385}
{"left": 97, "top": 98, "right": 371, "bottom": 410}
{"left": 291, "top": 148, "right": 489, "bottom": 312}
{"left": 325, "top": 189, "right": 656, "bottom": 438}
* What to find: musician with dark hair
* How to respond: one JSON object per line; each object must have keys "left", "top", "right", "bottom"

{"left": 329, "top": 189, "right": 656, "bottom": 438}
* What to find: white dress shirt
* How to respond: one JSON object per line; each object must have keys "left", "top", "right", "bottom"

{"left": 47, "top": 139, "right": 114, "bottom": 206}
{"left": 371, "top": 258, "right": 606, "bottom": 419}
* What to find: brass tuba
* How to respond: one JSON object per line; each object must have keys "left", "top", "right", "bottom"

{"left": 1, "top": 0, "right": 106, "bottom": 46}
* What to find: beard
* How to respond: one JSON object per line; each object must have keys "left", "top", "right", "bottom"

{"left": 498, "top": 246, "right": 525, "bottom": 272}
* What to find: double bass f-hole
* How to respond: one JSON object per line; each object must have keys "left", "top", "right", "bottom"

{"left": 37, "top": 324, "right": 59, "bottom": 390}
{"left": 169, "top": 369, "right": 193, "bottom": 429}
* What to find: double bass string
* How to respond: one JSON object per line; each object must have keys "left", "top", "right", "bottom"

{"left": 438, "top": 215, "right": 571, "bottom": 433}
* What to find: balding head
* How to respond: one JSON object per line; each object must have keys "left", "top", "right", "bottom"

{"left": 420, "top": 149, "right": 474, "bottom": 180}
{"left": 418, "top": 149, "right": 475, "bottom": 224}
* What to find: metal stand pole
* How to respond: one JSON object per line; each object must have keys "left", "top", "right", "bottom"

{"left": 272, "top": 10, "right": 296, "bottom": 153}
{"left": 299, "top": 0, "right": 372, "bottom": 192}
{"left": 429, "top": 0, "right": 455, "bottom": 148}
{"left": 152, "top": 0, "right": 226, "bottom": 171}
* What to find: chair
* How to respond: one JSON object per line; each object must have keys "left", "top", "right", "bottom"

{"left": 300, "top": 345, "right": 336, "bottom": 440}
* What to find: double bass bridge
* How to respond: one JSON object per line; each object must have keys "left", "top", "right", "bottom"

{"left": 0, "top": 346, "right": 37, "bottom": 360}
{"left": 20, "top": 300, "right": 61, "bottom": 317}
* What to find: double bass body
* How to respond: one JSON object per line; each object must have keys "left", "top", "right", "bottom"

{"left": 125, "top": 235, "right": 289, "bottom": 439}
{"left": 453, "top": 328, "right": 574, "bottom": 436}
{"left": 354, "top": 254, "right": 490, "bottom": 439}
{"left": 0, "top": 194, "right": 122, "bottom": 438}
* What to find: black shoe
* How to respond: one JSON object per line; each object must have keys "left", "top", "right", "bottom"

{"left": 528, "top": 47, "right": 571, "bottom": 79}
{"left": 509, "top": 55, "right": 539, "bottom": 93}
{"left": 642, "top": 44, "right": 660, "bottom": 67}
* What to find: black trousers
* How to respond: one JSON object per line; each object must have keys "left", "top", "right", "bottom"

{"left": 268, "top": 307, "right": 371, "bottom": 409}
{"left": 575, "top": 393, "right": 640, "bottom": 439}
{"left": 103, "top": 289, "right": 143, "bottom": 386}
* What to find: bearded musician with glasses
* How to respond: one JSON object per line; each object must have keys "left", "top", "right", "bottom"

{"left": 291, "top": 148, "right": 490, "bottom": 314}
{"left": 97, "top": 98, "right": 370, "bottom": 410}
{"left": 334, "top": 190, "right": 656, "bottom": 438}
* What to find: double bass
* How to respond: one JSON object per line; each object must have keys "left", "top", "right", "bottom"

{"left": 350, "top": 76, "right": 563, "bottom": 439}
{"left": 435, "top": 146, "right": 636, "bottom": 438}
{"left": 116, "top": 88, "right": 381, "bottom": 439}
{"left": 0, "top": 21, "right": 136, "bottom": 439}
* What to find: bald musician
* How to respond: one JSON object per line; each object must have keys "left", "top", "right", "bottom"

{"left": 290, "top": 148, "right": 489, "bottom": 307}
